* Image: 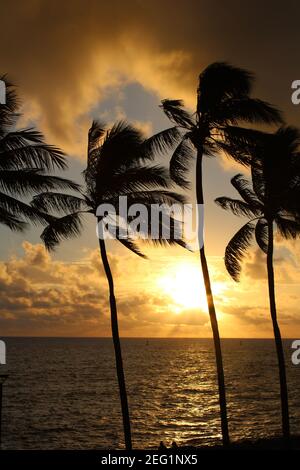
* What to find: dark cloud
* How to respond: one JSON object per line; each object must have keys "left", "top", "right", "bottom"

{"left": 1, "top": 0, "right": 299, "bottom": 155}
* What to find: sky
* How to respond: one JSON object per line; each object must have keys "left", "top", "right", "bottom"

{"left": 0, "top": 0, "right": 300, "bottom": 337}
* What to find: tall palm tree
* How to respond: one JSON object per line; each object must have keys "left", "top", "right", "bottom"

{"left": 32, "top": 120, "right": 186, "bottom": 450}
{"left": 0, "top": 77, "right": 79, "bottom": 231}
{"left": 160, "top": 62, "right": 283, "bottom": 445}
{"left": 215, "top": 126, "right": 300, "bottom": 440}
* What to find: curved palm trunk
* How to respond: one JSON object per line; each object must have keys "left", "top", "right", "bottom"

{"left": 267, "top": 221, "right": 290, "bottom": 440}
{"left": 98, "top": 238, "right": 132, "bottom": 450}
{"left": 196, "top": 150, "right": 229, "bottom": 446}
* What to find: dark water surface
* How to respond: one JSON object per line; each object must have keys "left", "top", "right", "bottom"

{"left": 1, "top": 338, "right": 299, "bottom": 449}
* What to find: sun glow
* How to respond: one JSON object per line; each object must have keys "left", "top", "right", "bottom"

{"left": 157, "top": 263, "right": 227, "bottom": 314}
{"left": 158, "top": 264, "right": 206, "bottom": 312}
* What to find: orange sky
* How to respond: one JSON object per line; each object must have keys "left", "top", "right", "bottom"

{"left": 0, "top": 0, "right": 300, "bottom": 337}
{"left": 1, "top": 239, "right": 300, "bottom": 337}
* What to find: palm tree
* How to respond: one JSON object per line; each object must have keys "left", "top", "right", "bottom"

{"left": 215, "top": 126, "right": 300, "bottom": 440}
{"left": 0, "top": 76, "right": 79, "bottom": 231}
{"left": 32, "top": 120, "right": 186, "bottom": 450}
{"left": 160, "top": 62, "right": 283, "bottom": 445}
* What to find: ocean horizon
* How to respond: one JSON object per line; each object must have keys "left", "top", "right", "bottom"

{"left": 0, "top": 337, "right": 299, "bottom": 449}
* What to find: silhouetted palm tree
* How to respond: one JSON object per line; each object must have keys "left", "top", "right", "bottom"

{"left": 0, "top": 77, "right": 79, "bottom": 231}
{"left": 215, "top": 126, "right": 300, "bottom": 440}
{"left": 32, "top": 120, "right": 186, "bottom": 450}
{"left": 160, "top": 62, "right": 282, "bottom": 445}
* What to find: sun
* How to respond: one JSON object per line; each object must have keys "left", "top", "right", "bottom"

{"left": 157, "top": 262, "right": 226, "bottom": 314}
{"left": 157, "top": 264, "right": 207, "bottom": 312}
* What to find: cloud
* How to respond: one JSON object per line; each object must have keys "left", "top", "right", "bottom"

{"left": 0, "top": 242, "right": 112, "bottom": 335}
{"left": 0, "top": 1, "right": 194, "bottom": 156}
{"left": 0, "top": 242, "right": 212, "bottom": 337}
{"left": 0, "top": 242, "right": 231, "bottom": 337}
{"left": 245, "top": 249, "right": 267, "bottom": 280}
{"left": 1, "top": 2, "right": 300, "bottom": 338}
{"left": 244, "top": 241, "right": 300, "bottom": 284}
{"left": 0, "top": 241, "right": 300, "bottom": 337}
{"left": 202, "top": 247, "right": 300, "bottom": 337}
{"left": 1, "top": 0, "right": 299, "bottom": 157}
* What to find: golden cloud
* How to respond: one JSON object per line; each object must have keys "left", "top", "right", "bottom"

{"left": 0, "top": 241, "right": 299, "bottom": 337}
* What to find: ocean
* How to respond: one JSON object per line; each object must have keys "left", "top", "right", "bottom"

{"left": 0, "top": 338, "right": 299, "bottom": 449}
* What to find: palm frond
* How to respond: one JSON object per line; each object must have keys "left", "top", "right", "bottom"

{"left": 198, "top": 62, "right": 253, "bottom": 114}
{"left": 117, "top": 237, "right": 147, "bottom": 258}
{"left": 31, "top": 192, "right": 88, "bottom": 214}
{"left": 0, "top": 192, "right": 52, "bottom": 225}
{"left": 0, "top": 206, "right": 27, "bottom": 232}
{"left": 275, "top": 216, "right": 300, "bottom": 239}
{"left": 100, "top": 165, "right": 172, "bottom": 200}
{"left": 101, "top": 121, "right": 144, "bottom": 162}
{"left": 41, "top": 212, "right": 85, "bottom": 251}
{"left": 225, "top": 221, "right": 255, "bottom": 281}
{"left": 279, "top": 188, "right": 300, "bottom": 214}
{"left": 107, "top": 226, "right": 147, "bottom": 258}
{"left": 231, "top": 174, "right": 263, "bottom": 207}
{"left": 110, "top": 189, "right": 186, "bottom": 207}
{"left": 160, "top": 99, "right": 194, "bottom": 128}
{"left": 255, "top": 218, "right": 269, "bottom": 253}
{"left": 86, "top": 121, "right": 150, "bottom": 191}
{"left": 108, "top": 212, "right": 185, "bottom": 252}
{"left": 251, "top": 164, "right": 265, "bottom": 201}
{"left": 142, "top": 126, "right": 181, "bottom": 158}
{"left": 0, "top": 169, "right": 80, "bottom": 196}
{"left": 215, "top": 196, "right": 261, "bottom": 218}
{"left": 139, "top": 208, "right": 186, "bottom": 249}
{"left": 216, "top": 98, "right": 282, "bottom": 126}
{"left": 88, "top": 120, "right": 106, "bottom": 153}
{"left": 224, "top": 126, "right": 270, "bottom": 150}
{"left": 169, "top": 139, "right": 195, "bottom": 189}
{"left": 275, "top": 126, "right": 300, "bottom": 155}
{"left": 212, "top": 140, "right": 252, "bottom": 167}
{"left": 0, "top": 131, "right": 66, "bottom": 170}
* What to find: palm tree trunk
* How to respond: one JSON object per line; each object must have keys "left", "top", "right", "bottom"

{"left": 196, "top": 150, "right": 230, "bottom": 446}
{"left": 267, "top": 220, "right": 290, "bottom": 440}
{"left": 98, "top": 238, "right": 132, "bottom": 450}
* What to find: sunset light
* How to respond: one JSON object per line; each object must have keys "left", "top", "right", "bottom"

{"left": 157, "top": 263, "right": 226, "bottom": 314}
{"left": 1, "top": 0, "right": 300, "bottom": 458}
{"left": 158, "top": 264, "right": 206, "bottom": 310}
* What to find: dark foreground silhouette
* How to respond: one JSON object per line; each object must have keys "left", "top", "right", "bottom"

{"left": 159, "top": 435, "right": 300, "bottom": 451}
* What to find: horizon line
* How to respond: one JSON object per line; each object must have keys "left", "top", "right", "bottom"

{"left": 0, "top": 336, "right": 297, "bottom": 340}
